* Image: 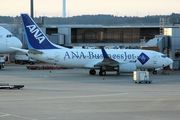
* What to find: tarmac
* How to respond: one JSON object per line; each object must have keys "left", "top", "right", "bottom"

{"left": 0, "top": 63, "right": 180, "bottom": 120}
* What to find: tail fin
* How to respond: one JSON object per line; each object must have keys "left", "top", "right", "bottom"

{"left": 21, "top": 14, "right": 66, "bottom": 49}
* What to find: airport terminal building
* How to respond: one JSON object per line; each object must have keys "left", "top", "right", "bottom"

{"left": 40, "top": 24, "right": 159, "bottom": 48}
{"left": 1, "top": 23, "right": 180, "bottom": 69}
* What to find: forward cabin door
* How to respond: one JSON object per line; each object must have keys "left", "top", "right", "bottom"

{"left": 153, "top": 53, "right": 157, "bottom": 64}
{"left": 54, "top": 52, "right": 59, "bottom": 63}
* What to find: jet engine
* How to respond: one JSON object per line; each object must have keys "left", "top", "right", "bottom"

{"left": 119, "top": 63, "right": 137, "bottom": 72}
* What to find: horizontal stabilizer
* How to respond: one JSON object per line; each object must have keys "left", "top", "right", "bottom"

{"left": 9, "top": 47, "right": 28, "bottom": 53}
{"left": 28, "top": 49, "right": 43, "bottom": 54}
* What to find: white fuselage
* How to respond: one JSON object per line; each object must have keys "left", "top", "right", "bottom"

{"left": 28, "top": 49, "right": 172, "bottom": 69}
{"left": 0, "top": 26, "right": 22, "bottom": 53}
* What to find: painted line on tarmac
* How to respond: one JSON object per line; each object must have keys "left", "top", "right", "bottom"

{"left": 0, "top": 112, "right": 37, "bottom": 120}
{"left": 0, "top": 93, "right": 129, "bottom": 101}
{"left": 152, "top": 77, "right": 180, "bottom": 82}
{"left": 11, "top": 114, "right": 37, "bottom": 120}
{"left": 0, "top": 113, "right": 10, "bottom": 117}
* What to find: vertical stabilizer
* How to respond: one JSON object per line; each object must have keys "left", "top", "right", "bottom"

{"left": 21, "top": 14, "right": 66, "bottom": 49}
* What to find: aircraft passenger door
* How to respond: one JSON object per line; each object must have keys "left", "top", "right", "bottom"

{"left": 153, "top": 53, "right": 157, "bottom": 64}
{"left": 54, "top": 52, "right": 60, "bottom": 63}
{"left": 6, "top": 36, "right": 8, "bottom": 46}
{"left": 6, "top": 34, "right": 11, "bottom": 46}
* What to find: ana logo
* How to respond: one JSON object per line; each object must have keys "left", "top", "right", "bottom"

{"left": 26, "top": 25, "right": 45, "bottom": 44}
{"left": 137, "top": 52, "right": 150, "bottom": 65}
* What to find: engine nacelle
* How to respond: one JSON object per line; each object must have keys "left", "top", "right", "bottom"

{"left": 119, "top": 63, "right": 137, "bottom": 72}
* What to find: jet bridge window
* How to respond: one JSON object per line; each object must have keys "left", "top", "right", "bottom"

{"left": 175, "top": 50, "right": 180, "bottom": 58}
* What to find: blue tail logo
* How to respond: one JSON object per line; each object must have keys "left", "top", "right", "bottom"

{"left": 21, "top": 14, "right": 59, "bottom": 49}
{"left": 26, "top": 25, "right": 45, "bottom": 44}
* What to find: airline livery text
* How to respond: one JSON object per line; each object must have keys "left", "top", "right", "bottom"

{"left": 64, "top": 51, "right": 136, "bottom": 61}
{"left": 26, "top": 25, "right": 45, "bottom": 44}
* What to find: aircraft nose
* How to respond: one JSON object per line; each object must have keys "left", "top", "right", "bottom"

{"left": 167, "top": 58, "right": 173, "bottom": 65}
{"left": 13, "top": 37, "right": 22, "bottom": 48}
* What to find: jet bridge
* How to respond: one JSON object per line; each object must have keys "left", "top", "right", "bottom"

{"left": 141, "top": 35, "right": 169, "bottom": 56}
{"left": 140, "top": 35, "right": 171, "bottom": 73}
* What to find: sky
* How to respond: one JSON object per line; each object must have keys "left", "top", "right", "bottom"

{"left": 1, "top": 0, "right": 180, "bottom": 17}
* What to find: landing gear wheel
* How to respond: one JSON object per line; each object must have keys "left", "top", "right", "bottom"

{"left": 15, "top": 60, "right": 18, "bottom": 64}
{"left": 99, "top": 71, "right": 106, "bottom": 76}
{"left": 89, "top": 69, "right": 96, "bottom": 75}
{"left": 19, "top": 61, "right": 24, "bottom": 65}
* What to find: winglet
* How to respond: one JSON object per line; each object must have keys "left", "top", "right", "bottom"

{"left": 100, "top": 46, "right": 109, "bottom": 59}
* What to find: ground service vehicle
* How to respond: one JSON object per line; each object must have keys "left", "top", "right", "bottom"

{"left": 0, "top": 56, "right": 5, "bottom": 69}
{"left": 15, "top": 52, "right": 36, "bottom": 65}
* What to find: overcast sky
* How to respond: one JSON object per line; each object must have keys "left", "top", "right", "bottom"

{"left": 1, "top": 0, "right": 180, "bottom": 17}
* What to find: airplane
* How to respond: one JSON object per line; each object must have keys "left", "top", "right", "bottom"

{"left": 11, "top": 13, "right": 173, "bottom": 76}
{"left": 0, "top": 26, "right": 22, "bottom": 53}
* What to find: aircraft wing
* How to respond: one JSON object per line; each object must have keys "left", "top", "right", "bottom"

{"left": 94, "top": 46, "right": 120, "bottom": 67}
{"left": 84, "top": 47, "right": 120, "bottom": 68}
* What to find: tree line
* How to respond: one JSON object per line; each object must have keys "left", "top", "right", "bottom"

{"left": 0, "top": 13, "right": 180, "bottom": 25}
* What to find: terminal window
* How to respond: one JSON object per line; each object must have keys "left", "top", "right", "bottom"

{"left": 71, "top": 28, "right": 140, "bottom": 43}
{"left": 175, "top": 50, "right": 180, "bottom": 58}
{"left": 46, "top": 28, "right": 58, "bottom": 35}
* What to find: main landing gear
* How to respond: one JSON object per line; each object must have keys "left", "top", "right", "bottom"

{"left": 89, "top": 69, "right": 96, "bottom": 75}
{"left": 99, "top": 70, "right": 106, "bottom": 76}
{"left": 89, "top": 69, "right": 107, "bottom": 76}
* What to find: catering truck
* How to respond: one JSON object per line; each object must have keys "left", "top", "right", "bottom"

{"left": 15, "top": 52, "right": 36, "bottom": 65}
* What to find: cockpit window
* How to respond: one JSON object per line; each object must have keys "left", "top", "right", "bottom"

{"left": 6, "top": 34, "right": 15, "bottom": 38}
{"left": 161, "top": 55, "right": 166, "bottom": 58}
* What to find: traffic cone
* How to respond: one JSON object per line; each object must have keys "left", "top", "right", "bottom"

{"left": 102, "top": 76, "right": 105, "bottom": 80}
